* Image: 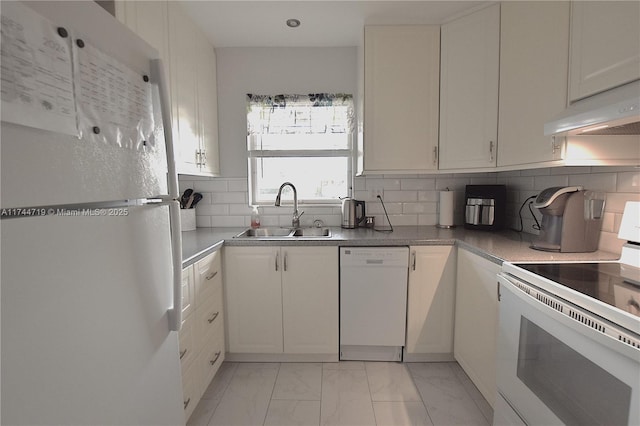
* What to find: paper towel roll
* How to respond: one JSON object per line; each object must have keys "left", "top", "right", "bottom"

{"left": 438, "top": 190, "right": 455, "bottom": 227}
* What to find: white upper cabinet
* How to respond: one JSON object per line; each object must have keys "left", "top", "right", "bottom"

{"left": 168, "top": 3, "right": 200, "bottom": 175}
{"left": 195, "top": 37, "right": 220, "bottom": 176}
{"left": 497, "top": 2, "right": 570, "bottom": 167}
{"left": 116, "top": 1, "right": 219, "bottom": 177}
{"left": 569, "top": 1, "right": 640, "bottom": 102}
{"left": 363, "top": 26, "right": 440, "bottom": 174}
{"left": 439, "top": 4, "right": 500, "bottom": 171}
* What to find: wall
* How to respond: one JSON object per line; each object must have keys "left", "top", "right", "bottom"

{"left": 215, "top": 47, "right": 358, "bottom": 177}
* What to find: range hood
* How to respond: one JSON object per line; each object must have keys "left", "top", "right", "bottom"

{"left": 544, "top": 81, "right": 640, "bottom": 136}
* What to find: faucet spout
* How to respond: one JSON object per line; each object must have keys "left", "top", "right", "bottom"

{"left": 275, "top": 182, "right": 303, "bottom": 228}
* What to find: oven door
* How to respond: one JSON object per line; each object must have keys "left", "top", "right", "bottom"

{"left": 496, "top": 273, "right": 640, "bottom": 426}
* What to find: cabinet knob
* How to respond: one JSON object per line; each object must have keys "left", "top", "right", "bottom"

{"left": 489, "top": 141, "right": 495, "bottom": 162}
{"left": 183, "top": 398, "right": 191, "bottom": 410}
{"left": 205, "top": 270, "right": 218, "bottom": 281}
{"left": 179, "top": 348, "right": 187, "bottom": 360}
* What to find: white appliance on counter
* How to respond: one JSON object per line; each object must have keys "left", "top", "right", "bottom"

{"left": 494, "top": 202, "right": 640, "bottom": 426}
{"left": 1, "top": 2, "right": 184, "bottom": 424}
{"left": 340, "top": 247, "right": 409, "bottom": 361}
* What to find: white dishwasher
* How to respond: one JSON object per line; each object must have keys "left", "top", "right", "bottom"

{"left": 340, "top": 247, "right": 409, "bottom": 361}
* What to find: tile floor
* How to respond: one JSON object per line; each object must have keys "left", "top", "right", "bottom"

{"left": 187, "top": 361, "right": 493, "bottom": 426}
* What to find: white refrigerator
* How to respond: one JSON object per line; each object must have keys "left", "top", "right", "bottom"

{"left": 1, "top": 2, "right": 185, "bottom": 424}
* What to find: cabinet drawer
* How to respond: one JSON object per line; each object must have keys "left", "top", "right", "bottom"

{"left": 181, "top": 266, "right": 195, "bottom": 318}
{"left": 178, "top": 313, "right": 196, "bottom": 370}
{"left": 198, "top": 322, "right": 225, "bottom": 395}
{"left": 195, "top": 290, "right": 224, "bottom": 350}
{"left": 181, "top": 360, "right": 200, "bottom": 422}
{"left": 194, "top": 250, "right": 222, "bottom": 303}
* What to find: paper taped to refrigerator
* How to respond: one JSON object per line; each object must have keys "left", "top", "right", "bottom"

{"left": 1, "top": 2, "right": 156, "bottom": 151}
{"left": 0, "top": 1, "right": 77, "bottom": 136}
{"left": 72, "top": 36, "right": 155, "bottom": 150}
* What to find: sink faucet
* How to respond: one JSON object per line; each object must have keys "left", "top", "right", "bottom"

{"left": 275, "top": 182, "right": 303, "bottom": 228}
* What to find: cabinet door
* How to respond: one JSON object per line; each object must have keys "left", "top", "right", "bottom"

{"left": 281, "top": 247, "right": 338, "bottom": 354}
{"left": 497, "top": 2, "right": 570, "bottom": 166}
{"left": 194, "top": 250, "right": 221, "bottom": 303}
{"left": 454, "top": 248, "right": 500, "bottom": 408}
{"left": 195, "top": 36, "right": 220, "bottom": 176}
{"left": 168, "top": 2, "right": 200, "bottom": 175}
{"left": 569, "top": 1, "right": 640, "bottom": 101}
{"left": 439, "top": 4, "right": 500, "bottom": 170}
{"left": 224, "top": 247, "right": 283, "bottom": 353}
{"left": 406, "top": 246, "right": 456, "bottom": 357}
{"left": 363, "top": 26, "right": 440, "bottom": 173}
{"left": 180, "top": 265, "right": 195, "bottom": 318}
{"left": 115, "top": 1, "right": 171, "bottom": 105}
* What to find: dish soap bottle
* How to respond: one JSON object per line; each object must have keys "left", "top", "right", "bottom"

{"left": 251, "top": 206, "right": 261, "bottom": 228}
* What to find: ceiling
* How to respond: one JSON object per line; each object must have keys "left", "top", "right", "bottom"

{"left": 182, "top": 1, "right": 488, "bottom": 48}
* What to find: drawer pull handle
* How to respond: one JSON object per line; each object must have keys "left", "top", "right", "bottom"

{"left": 183, "top": 398, "right": 191, "bottom": 410}
{"left": 179, "top": 349, "right": 187, "bottom": 360}
{"left": 205, "top": 271, "right": 218, "bottom": 281}
{"left": 209, "top": 351, "right": 221, "bottom": 365}
{"left": 207, "top": 312, "right": 219, "bottom": 324}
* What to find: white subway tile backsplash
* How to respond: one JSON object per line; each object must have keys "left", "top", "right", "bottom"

{"left": 212, "top": 192, "right": 247, "bottom": 204}
{"left": 418, "top": 214, "right": 438, "bottom": 226}
{"left": 435, "top": 178, "right": 470, "bottom": 191}
{"left": 550, "top": 166, "right": 589, "bottom": 175}
{"left": 366, "top": 178, "right": 401, "bottom": 191}
{"left": 533, "top": 174, "right": 569, "bottom": 189}
{"left": 367, "top": 202, "right": 402, "bottom": 215}
{"left": 212, "top": 216, "right": 247, "bottom": 227}
{"left": 605, "top": 193, "right": 640, "bottom": 213}
{"left": 387, "top": 214, "right": 418, "bottom": 226}
{"left": 383, "top": 190, "right": 417, "bottom": 202}
{"left": 195, "top": 215, "right": 212, "bottom": 228}
{"left": 521, "top": 168, "right": 550, "bottom": 176}
{"left": 616, "top": 171, "right": 640, "bottom": 193}
{"left": 402, "top": 203, "right": 437, "bottom": 214}
{"left": 228, "top": 179, "right": 249, "bottom": 192}
{"left": 401, "top": 179, "right": 435, "bottom": 190}
{"left": 196, "top": 204, "right": 229, "bottom": 216}
{"left": 180, "top": 168, "right": 639, "bottom": 255}
{"left": 193, "top": 180, "right": 228, "bottom": 193}
{"left": 601, "top": 212, "right": 615, "bottom": 233}
{"left": 229, "top": 204, "right": 254, "bottom": 215}
{"left": 568, "top": 173, "right": 617, "bottom": 192}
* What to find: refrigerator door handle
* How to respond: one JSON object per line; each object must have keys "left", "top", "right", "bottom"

{"left": 150, "top": 58, "right": 182, "bottom": 332}
{"left": 167, "top": 198, "right": 183, "bottom": 331}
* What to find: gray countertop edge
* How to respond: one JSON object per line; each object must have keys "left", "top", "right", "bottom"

{"left": 181, "top": 226, "right": 620, "bottom": 268}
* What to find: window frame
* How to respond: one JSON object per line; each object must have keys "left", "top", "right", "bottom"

{"left": 246, "top": 94, "right": 355, "bottom": 207}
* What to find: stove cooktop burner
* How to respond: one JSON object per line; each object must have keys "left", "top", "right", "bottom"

{"left": 515, "top": 262, "right": 640, "bottom": 319}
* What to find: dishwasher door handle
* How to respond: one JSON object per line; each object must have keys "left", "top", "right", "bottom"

{"left": 365, "top": 259, "right": 384, "bottom": 265}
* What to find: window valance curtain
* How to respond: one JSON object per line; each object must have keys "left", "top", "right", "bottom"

{"left": 246, "top": 93, "right": 355, "bottom": 138}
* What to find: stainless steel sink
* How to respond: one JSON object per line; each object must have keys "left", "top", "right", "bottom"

{"left": 233, "top": 227, "right": 331, "bottom": 238}
{"left": 234, "top": 227, "right": 294, "bottom": 238}
{"left": 291, "top": 227, "right": 331, "bottom": 237}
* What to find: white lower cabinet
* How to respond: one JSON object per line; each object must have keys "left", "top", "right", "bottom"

{"left": 405, "top": 246, "right": 456, "bottom": 361}
{"left": 454, "top": 248, "right": 500, "bottom": 408}
{"left": 179, "top": 250, "right": 225, "bottom": 422}
{"left": 224, "top": 246, "right": 338, "bottom": 360}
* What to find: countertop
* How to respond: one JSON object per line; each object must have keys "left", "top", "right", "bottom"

{"left": 181, "top": 226, "right": 620, "bottom": 268}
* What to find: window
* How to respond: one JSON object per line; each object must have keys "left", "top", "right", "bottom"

{"left": 247, "top": 93, "right": 354, "bottom": 205}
